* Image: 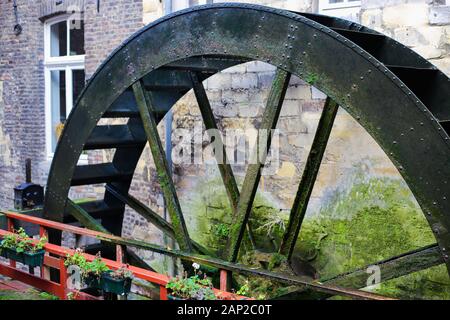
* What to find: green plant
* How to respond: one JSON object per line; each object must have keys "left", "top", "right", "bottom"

{"left": 32, "top": 236, "right": 47, "bottom": 252}
{"left": 109, "top": 265, "right": 133, "bottom": 280}
{"left": 39, "top": 292, "right": 58, "bottom": 300}
{"left": 65, "top": 249, "right": 109, "bottom": 283}
{"left": 85, "top": 252, "right": 109, "bottom": 277}
{"left": 268, "top": 253, "right": 287, "bottom": 271}
{"left": 0, "top": 227, "right": 47, "bottom": 253}
{"left": 305, "top": 72, "right": 319, "bottom": 85}
{"left": 166, "top": 263, "right": 216, "bottom": 300}
{"left": 64, "top": 248, "right": 88, "bottom": 271}
{"left": 236, "top": 281, "right": 250, "bottom": 296}
{"left": 212, "top": 223, "right": 230, "bottom": 239}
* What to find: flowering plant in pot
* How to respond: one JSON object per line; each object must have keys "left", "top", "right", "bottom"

{"left": 84, "top": 252, "right": 110, "bottom": 289}
{"left": 101, "top": 264, "right": 133, "bottom": 295}
{"left": 0, "top": 227, "right": 47, "bottom": 267}
{"left": 65, "top": 249, "right": 109, "bottom": 290}
{"left": 166, "top": 263, "right": 216, "bottom": 300}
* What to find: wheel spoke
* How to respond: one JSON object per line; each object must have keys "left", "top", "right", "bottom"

{"left": 279, "top": 97, "right": 338, "bottom": 259}
{"left": 276, "top": 243, "right": 443, "bottom": 299}
{"left": 92, "top": 230, "right": 391, "bottom": 300}
{"left": 132, "top": 80, "right": 193, "bottom": 252}
{"left": 106, "top": 184, "right": 174, "bottom": 237}
{"left": 105, "top": 184, "right": 212, "bottom": 256}
{"left": 65, "top": 199, "right": 110, "bottom": 234}
{"left": 189, "top": 71, "right": 256, "bottom": 250}
{"left": 226, "top": 69, "right": 291, "bottom": 262}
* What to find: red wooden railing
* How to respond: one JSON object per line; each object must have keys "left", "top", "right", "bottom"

{"left": 0, "top": 211, "right": 246, "bottom": 300}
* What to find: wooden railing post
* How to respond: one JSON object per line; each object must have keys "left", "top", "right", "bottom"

{"left": 39, "top": 226, "right": 50, "bottom": 280}
{"left": 59, "top": 258, "right": 67, "bottom": 300}
{"left": 220, "top": 269, "right": 231, "bottom": 292}
{"left": 160, "top": 285, "right": 168, "bottom": 300}
{"left": 6, "top": 218, "right": 15, "bottom": 268}
{"left": 116, "top": 245, "right": 124, "bottom": 263}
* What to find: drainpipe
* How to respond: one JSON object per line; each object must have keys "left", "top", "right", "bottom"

{"left": 164, "top": 0, "right": 175, "bottom": 277}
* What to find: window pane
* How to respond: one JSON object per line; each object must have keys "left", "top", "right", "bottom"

{"left": 72, "top": 69, "right": 85, "bottom": 103}
{"left": 69, "top": 20, "right": 85, "bottom": 56}
{"left": 329, "top": 0, "right": 344, "bottom": 3}
{"left": 50, "top": 21, "right": 67, "bottom": 57}
{"left": 50, "top": 70, "right": 66, "bottom": 152}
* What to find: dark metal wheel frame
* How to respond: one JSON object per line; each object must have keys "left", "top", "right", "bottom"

{"left": 44, "top": 3, "right": 450, "bottom": 299}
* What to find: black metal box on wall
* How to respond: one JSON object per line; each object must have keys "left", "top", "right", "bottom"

{"left": 0, "top": 213, "right": 6, "bottom": 231}
{"left": 13, "top": 183, "right": 44, "bottom": 211}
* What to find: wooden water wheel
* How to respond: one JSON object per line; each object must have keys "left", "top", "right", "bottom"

{"left": 43, "top": 3, "right": 450, "bottom": 299}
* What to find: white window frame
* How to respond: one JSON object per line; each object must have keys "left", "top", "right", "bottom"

{"left": 318, "top": 0, "right": 361, "bottom": 13}
{"left": 44, "top": 14, "right": 86, "bottom": 161}
{"left": 172, "top": 0, "right": 208, "bottom": 11}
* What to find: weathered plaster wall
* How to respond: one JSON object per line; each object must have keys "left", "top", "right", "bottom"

{"left": 361, "top": 0, "right": 450, "bottom": 73}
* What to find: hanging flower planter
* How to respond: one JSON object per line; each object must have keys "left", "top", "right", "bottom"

{"left": 65, "top": 250, "right": 109, "bottom": 290}
{"left": 84, "top": 272, "right": 102, "bottom": 289}
{"left": 166, "top": 263, "right": 217, "bottom": 300}
{"left": 101, "top": 265, "right": 133, "bottom": 295}
{"left": 0, "top": 227, "right": 47, "bottom": 267}
{"left": 101, "top": 272, "right": 132, "bottom": 295}
{"left": 23, "top": 249, "right": 45, "bottom": 267}
{"left": 5, "top": 248, "right": 25, "bottom": 263}
{"left": 0, "top": 247, "right": 7, "bottom": 259}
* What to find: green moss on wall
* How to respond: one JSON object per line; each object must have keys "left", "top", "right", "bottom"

{"left": 185, "top": 173, "right": 450, "bottom": 299}
{"left": 296, "top": 177, "right": 450, "bottom": 299}
{"left": 186, "top": 176, "right": 282, "bottom": 256}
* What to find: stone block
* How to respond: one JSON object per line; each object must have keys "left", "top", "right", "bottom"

{"left": 258, "top": 72, "right": 276, "bottom": 88}
{"left": 361, "top": 8, "right": 383, "bottom": 29}
{"left": 311, "top": 87, "right": 327, "bottom": 100}
{"left": 383, "top": 4, "right": 428, "bottom": 28}
{"left": 238, "top": 103, "right": 263, "bottom": 117}
{"left": 301, "top": 101, "right": 324, "bottom": 112}
{"left": 417, "top": 25, "right": 444, "bottom": 47}
{"left": 246, "top": 61, "right": 276, "bottom": 73}
{"left": 413, "top": 45, "right": 443, "bottom": 59}
{"left": 222, "top": 89, "right": 249, "bottom": 104}
{"left": 280, "top": 100, "right": 301, "bottom": 116}
{"left": 232, "top": 73, "right": 258, "bottom": 89}
{"left": 285, "top": 85, "right": 311, "bottom": 100}
{"left": 432, "top": 56, "right": 450, "bottom": 75}
{"left": 276, "top": 161, "right": 297, "bottom": 178}
{"left": 205, "top": 73, "right": 232, "bottom": 90}
{"left": 287, "top": 133, "right": 307, "bottom": 148}
{"left": 393, "top": 27, "right": 426, "bottom": 47}
{"left": 289, "top": 75, "right": 307, "bottom": 86}
{"left": 429, "top": 5, "right": 450, "bottom": 25}
{"left": 248, "top": 90, "right": 266, "bottom": 103}
{"left": 278, "top": 117, "right": 308, "bottom": 134}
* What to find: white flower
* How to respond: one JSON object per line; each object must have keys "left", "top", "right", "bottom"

{"left": 192, "top": 262, "right": 200, "bottom": 270}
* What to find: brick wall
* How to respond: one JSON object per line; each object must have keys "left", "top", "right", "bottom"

{"left": 84, "top": 0, "right": 143, "bottom": 78}
{"left": 361, "top": 0, "right": 450, "bottom": 74}
{"left": 0, "top": 0, "right": 45, "bottom": 208}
